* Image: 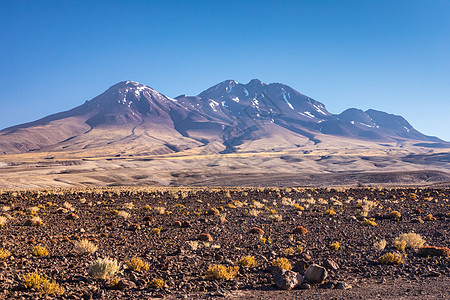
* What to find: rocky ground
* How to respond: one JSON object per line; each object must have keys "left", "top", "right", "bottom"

{"left": 0, "top": 187, "right": 449, "bottom": 299}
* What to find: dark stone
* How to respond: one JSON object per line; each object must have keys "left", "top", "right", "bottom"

{"left": 323, "top": 259, "right": 339, "bottom": 271}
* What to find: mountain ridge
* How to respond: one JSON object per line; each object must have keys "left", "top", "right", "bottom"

{"left": 0, "top": 79, "right": 446, "bottom": 156}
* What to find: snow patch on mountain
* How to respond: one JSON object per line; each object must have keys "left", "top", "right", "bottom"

{"left": 312, "top": 104, "right": 327, "bottom": 115}
{"left": 299, "top": 111, "right": 314, "bottom": 119}
{"left": 209, "top": 100, "right": 220, "bottom": 112}
{"left": 282, "top": 91, "right": 294, "bottom": 110}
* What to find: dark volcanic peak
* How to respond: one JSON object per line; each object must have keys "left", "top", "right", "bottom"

{"left": 76, "top": 80, "right": 184, "bottom": 128}
{"left": 246, "top": 78, "right": 266, "bottom": 87}
{"left": 194, "top": 79, "right": 332, "bottom": 121}
{"left": 197, "top": 79, "right": 239, "bottom": 98}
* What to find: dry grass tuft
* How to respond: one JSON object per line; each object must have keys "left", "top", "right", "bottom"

{"left": 253, "top": 201, "right": 265, "bottom": 209}
{"left": 269, "top": 214, "right": 283, "bottom": 222}
{"left": 394, "top": 232, "right": 425, "bottom": 249}
{"left": 89, "top": 257, "right": 121, "bottom": 279}
{"left": 186, "top": 240, "right": 199, "bottom": 250}
{"left": 154, "top": 207, "right": 166, "bottom": 215}
{"left": 123, "top": 202, "right": 134, "bottom": 210}
{"left": 63, "top": 202, "right": 74, "bottom": 212}
{"left": 373, "top": 239, "right": 387, "bottom": 251}
{"left": 0, "top": 216, "right": 7, "bottom": 228}
{"left": 73, "top": 239, "right": 98, "bottom": 255}
{"left": 248, "top": 209, "right": 260, "bottom": 217}
{"left": 283, "top": 247, "right": 295, "bottom": 255}
{"left": 117, "top": 210, "right": 130, "bottom": 218}
{"left": 356, "top": 199, "right": 378, "bottom": 217}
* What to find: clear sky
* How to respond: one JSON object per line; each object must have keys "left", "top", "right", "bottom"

{"left": 1, "top": 0, "right": 449, "bottom": 141}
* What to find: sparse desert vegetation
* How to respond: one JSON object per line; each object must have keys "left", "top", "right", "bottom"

{"left": 0, "top": 186, "right": 449, "bottom": 298}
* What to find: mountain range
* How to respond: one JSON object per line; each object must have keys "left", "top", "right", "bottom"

{"left": 1, "top": 79, "right": 450, "bottom": 188}
{"left": 0, "top": 79, "right": 445, "bottom": 156}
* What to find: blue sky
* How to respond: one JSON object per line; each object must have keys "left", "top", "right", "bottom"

{"left": 1, "top": 0, "right": 449, "bottom": 140}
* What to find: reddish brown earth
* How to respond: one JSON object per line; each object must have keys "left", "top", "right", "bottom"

{"left": 0, "top": 187, "right": 449, "bottom": 299}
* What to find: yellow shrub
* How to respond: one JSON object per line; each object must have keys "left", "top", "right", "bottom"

{"left": 271, "top": 258, "right": 292, "bottom": 270}
{"left": 31, "top": 246, "right": 49, "bottom": 257}
{"left": 148, "top": 278, "right": 165, "bottom": 288}
{"left": 329, "top": 242, "right": 340, "bottom": 251}
{"left": 389, "top": 211, "right": 401, "bottom": 219}
{"left": 264, "top": 206, "right": 277, "bottom": 215}
{"left": 377, "top": 252, "right": 403, "bottom": 265}
{"left": 362, "top": 218, "right": 377, "bottom": 226}
{"left": 205, "top": 265, "right": 239, "bottom": 280}
{"left": 324, "top": 208, "right": 336, "bottom": 216}
{"left": 23, "top": 272, "right": 64, "bottom": 296}
{"left": 283, "top": 247, "right": 295, "bottom": 255}
{"left": 0, "top": 248, "right": 11, "bottom": 260}
{"left": 126, "top": 257, "right": 149, "bottom": 272}
{"left": 394, "top": 240, "right": 406, "bottom": 252}
{"left": 236, "top": 256, "right": 257, "bottom": 268}
{"left": 292, "top": 203, "right": 305, "bottom": 211}
{"left": 151, "top": 226, "right": 162, "bottom": 234}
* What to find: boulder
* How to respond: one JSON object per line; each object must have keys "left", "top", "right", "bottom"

{"left": 305, "top": 264, "right": 328, "bottom": 283}
{"left": 273, "top": 269, "right": 302, "bottom": 290}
